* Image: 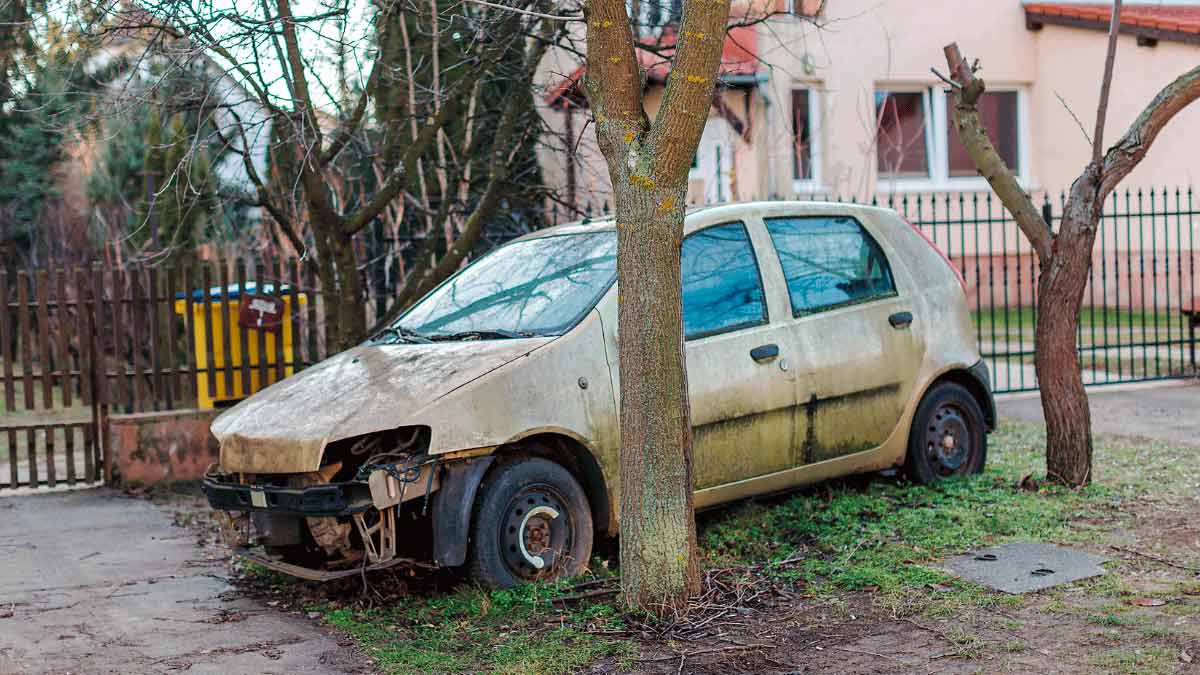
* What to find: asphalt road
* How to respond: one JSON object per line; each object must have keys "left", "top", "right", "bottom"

{"left": 0, "top": 489, "right": 366, "bottom": 675}
{"left": 998, "top": 380, "right": 1199, "bottom": 447}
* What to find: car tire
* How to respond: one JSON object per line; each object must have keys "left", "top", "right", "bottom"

{"left": 468, "top": 457, "right": 593, "bottom": 588}
{"left": 904, "top": 382, "right": 988, "bottom": 485}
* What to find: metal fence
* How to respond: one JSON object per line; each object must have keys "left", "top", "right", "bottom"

{"left": 880, "top": 187, "right": 1199, "bottom": 393}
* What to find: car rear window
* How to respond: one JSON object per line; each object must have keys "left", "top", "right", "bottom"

{"left": 764, "top": 216, "right": 897, "bottom": 316}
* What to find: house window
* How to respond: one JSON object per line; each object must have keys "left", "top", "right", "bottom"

{"left": 874, "top": 86, "right": 1027, "bottom": 189}
{"left": 875, "top": 90, "right": 931, "bottom": 178}
{"left": 633, "top": 0, "right": 681, "bottom": 31}
{"left": 793, "top": 90, "right": 813, "bottom": 181}
{"left": 788, "top": 0, "right": 823, "bottom": 16}
{"left": 947, "top": 91, "right": 1019, "bottom": 177}
{"left": 792, "top": 88, "right": 821, "bottom": 191}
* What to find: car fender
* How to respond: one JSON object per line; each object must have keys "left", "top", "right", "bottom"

{"left": 431, "top": 456, "right": 495, "bottom": 567}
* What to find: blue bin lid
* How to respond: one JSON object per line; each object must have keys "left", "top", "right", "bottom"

{"left": 175, "top": 281, "right": 291, "bottom": 300}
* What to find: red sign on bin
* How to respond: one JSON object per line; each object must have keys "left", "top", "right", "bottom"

{"left": 238, "top": 294, "right": 285, "bottom": 331}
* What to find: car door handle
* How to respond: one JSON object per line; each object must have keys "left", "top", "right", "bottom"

{"left": 888, "top": 311, "right": 914, "bottom": 329}
{"left": 750, "top": 344, "right": 779, "bottom": 363}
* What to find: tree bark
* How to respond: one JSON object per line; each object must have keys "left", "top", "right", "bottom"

{"left": 1037, "top": 176, "right": 1101, "bottom": 486}
{"left": 584, "top": 0, "right": 729, "bottom": 614}
{"left": 613, "top": 186, "right": 698, "bottom": 614}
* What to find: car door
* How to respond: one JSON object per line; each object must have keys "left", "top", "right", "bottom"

{"left": 682, "top": 221, "right": 801, "bottom": 489}
{"left": 761, "top": 213, "right": 924, "bottom": 464}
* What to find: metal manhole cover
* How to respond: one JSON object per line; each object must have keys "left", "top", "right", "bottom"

{"left": 941, "top": 542, "right": 1110, "bottom": 594}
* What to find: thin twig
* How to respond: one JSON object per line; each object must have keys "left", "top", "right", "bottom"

{"left": 832, "top": 646, "right": 907, "bottom": 663}
{"left": 463, "top": 0, "right": 581, "bottom": 21}
{"left": 1110, "top": 545, "right": 1200, "bottom": 572}
{"left": 1055, "top": 91, "right": 1093, "bottom": 147}
{"left": 636, "top": 643, "right": 774, "bottom": 663}
{"left": 929, "top": 67, "right": 959, "bottom": 90}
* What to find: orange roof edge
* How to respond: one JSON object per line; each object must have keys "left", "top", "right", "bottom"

{"left": 544, "top": 26, "right": 759, "bottom": 107}
{"left": 1025, "top": 2, "right": 1200, "bottom": 41}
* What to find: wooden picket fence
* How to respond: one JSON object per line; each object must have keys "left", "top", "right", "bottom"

{"left": 0, "top": 257, "right": 329, "bottom": 490}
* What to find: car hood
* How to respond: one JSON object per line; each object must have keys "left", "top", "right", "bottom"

{"left": 211, "top": 338, "right": 550, "bottom": 473}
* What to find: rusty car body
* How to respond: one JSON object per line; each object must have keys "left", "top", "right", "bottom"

{"left": 202, "top": 201, "right": 995, "bottom": 585}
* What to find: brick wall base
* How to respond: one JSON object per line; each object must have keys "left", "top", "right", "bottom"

{"left": 109, "top": 409, "right": 220, "bottom": 485}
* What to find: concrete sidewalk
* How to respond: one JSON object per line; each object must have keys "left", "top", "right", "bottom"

{"left": 998, "top": 380, "right": 1199, "bottom": 447}
{"left": 0, "top": 490, "right": 368, "bottom": 675}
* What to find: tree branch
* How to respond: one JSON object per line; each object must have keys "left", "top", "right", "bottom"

{"left": 583, "top": 0, "right": 645, "bottom": 157}
{"left": 320, "top": 59, "right": 379, "bottom": 166}
{"left": 1092, "top": 0, "right": 1121, "bottom": 165}
{"left": 1099, "top": 64, "right": 1200, "bottom": 198}
{"left": 341, "top": 89, "right": 468, "bottom": 236}
{"left": 942, "top": 42, "right": 1052, "bottom": 262}
{"left": 647, "top": 0, "right": 732, "bottom": 183}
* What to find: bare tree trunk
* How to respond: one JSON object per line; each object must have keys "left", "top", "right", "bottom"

{"left": 941, "top": 30, "right": 1200, "bottom": 487}
{"left": 1036, "top": 194, "right": 1099, "bottom": 486}
{"left": 613, "top": 185, "right": 699, "bottom": 612}
{"left": 584, "top": 0, "right": 728, "bottom": 614}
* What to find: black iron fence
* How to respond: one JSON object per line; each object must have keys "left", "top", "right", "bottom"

{"left": 879, "top": 187, "right": 1198, "bottom": 393}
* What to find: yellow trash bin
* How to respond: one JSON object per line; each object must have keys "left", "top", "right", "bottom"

{"left": 174, "top": 282, "right": 308, "bottom": 409}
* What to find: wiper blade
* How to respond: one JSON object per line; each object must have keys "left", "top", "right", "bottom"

{"left": 372, "top": 326, "right": 432, "bottom": 344}
{"left": 431, "top": 329, "right": 536, "bottom": 341}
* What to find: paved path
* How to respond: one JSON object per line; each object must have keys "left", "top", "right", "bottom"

{"left": 0, "top": 489, "right": 368, "bottom": 675}
{"left": 999, "top": 380, "right": 1200, "bottom": 447}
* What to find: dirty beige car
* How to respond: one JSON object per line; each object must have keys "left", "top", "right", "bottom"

{"left": 203, "top": 201, "right": 994, "bottom": 586}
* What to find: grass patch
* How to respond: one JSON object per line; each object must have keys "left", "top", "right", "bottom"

{"left": 702, "top": 423, "right": 1113, "bottom": 593}
{"left": 972, "top": 306, "right": 1180, "bottom": 338}
{"left": 311, "top": 579, "right": 633, "bottom": 675}
{"left": 1090, "top": 646, "right": 1178, "bottom": 675}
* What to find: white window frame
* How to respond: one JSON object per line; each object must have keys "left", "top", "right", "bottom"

{"left": 875, "top": 85, "right": 1031, "bottom": 193}
{"left": 689, "top": 117, "right": 735, "bottom": 204}
{"left": 791, "top": 87, "right": 823, "bottom": 194}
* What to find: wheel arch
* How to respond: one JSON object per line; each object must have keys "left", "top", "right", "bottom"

{"left": 491, "top": 432, "right": 613, "bottom": 535}
{"left": 922, "top": 364, "right": 997, "bottom": 431}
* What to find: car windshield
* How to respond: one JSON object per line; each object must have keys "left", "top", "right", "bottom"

{"left": 392, "top": 231, "right": 617, "bottom": 339}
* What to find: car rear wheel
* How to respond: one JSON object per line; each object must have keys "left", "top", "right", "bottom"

{"left": 468, "top": 457, "right": 593, "bottom": 588}
{"left": 904, "top": 382, "right": 987, "bottom": 484}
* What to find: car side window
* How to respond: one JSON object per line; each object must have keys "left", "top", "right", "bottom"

{"left": 764, "top": 216, "right": 897, "bottom": 316}
{"left": 681, "top": 222, "right": 768, "bottom": 339}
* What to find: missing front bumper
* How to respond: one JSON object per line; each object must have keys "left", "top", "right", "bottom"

{"left": 201, "top": 473, "right": 374, "bottom": 517}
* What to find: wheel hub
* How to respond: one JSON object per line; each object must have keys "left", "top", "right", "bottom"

{"left": 518, "top": 506, "right": 560, "bottom": 569}
{"left": 501, "top": 486, "right": 572, "bottom": 579}
{"left": 926, "top": 403, "right": 971, "bottom": 475}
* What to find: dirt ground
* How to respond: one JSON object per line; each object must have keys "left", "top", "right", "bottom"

{"left": 592, "top": 500, "right": 1200, "bottom": 675}
{"left": 0, "top": 489, "right": 369, "bottom": 675}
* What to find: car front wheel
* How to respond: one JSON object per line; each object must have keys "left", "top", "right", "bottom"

{"left": 904, "top": 382, "right": 987, "bottom": 484}
{"left": 468, "top": 457, "right": 593, "bottom": 588}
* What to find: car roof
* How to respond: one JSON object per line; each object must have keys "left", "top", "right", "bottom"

{"left": 512, "top": 201, "right": 899, "bottom": 242}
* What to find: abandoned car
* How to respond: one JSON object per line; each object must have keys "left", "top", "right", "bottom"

{"left": 202, "top": 201, "right": 995, "bottom": 586}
